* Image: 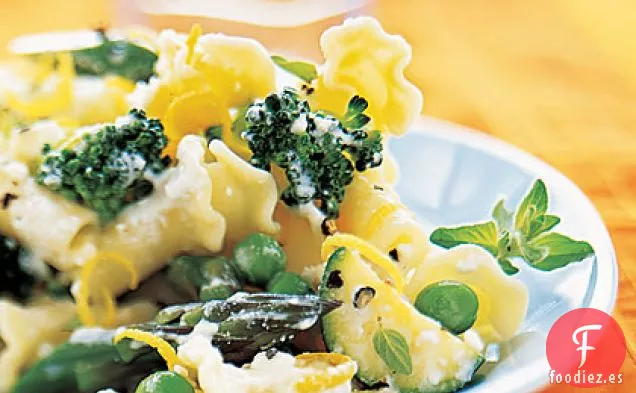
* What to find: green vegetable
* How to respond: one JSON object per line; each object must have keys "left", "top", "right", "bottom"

{"left": 71, "top": 32, "right": 157, "bottom": 82}
{"left": 242, "top": 88, "right": 383, "bottom": 219}
{"left": 372, "top": 329, "right": 413, "bottom": 375}
{"left": 271, "top": 55, "right": 318, "bottom": 83}
{"left": 204, "top": 125, "right": 223, "bottom": 143}
{"left": 0, "top": 233, "right": 40, "bottom": 301}
{"left": 430, "top": 179, "right": 595, "bottom": 274}
{"left": 232, "top": 233, "right": 286, "bottom": 286}
{"left": 266, "top": 271, "right": 311, "bottom": 295}
{"left": 167, "top": 255, "right": 241, "bottom": 301}
{"left": 36, "top": 109, "right": 171, "bottom": 223}
{"left": 12, "top": 339, "right": 161, "bottom": 393}
{"left": 414, "top": 281, "right": 479, "bottom": 335}
{"left": 143, "top": 293, "right": 340, "bottom": 363}
{"left": 135, "top": 371, "right": 194, "bottom": 393}
{"left": 320, "top": 247, "right": 483, "bottom": 392}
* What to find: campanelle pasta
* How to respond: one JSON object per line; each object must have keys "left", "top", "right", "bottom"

{"left": 310, "top": 17, "right": 423, "bottom": 136}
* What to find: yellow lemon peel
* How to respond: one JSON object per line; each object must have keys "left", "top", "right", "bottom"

{"left": 6, "top": 53, "right": 75, "bottom": 119}
{"left": 294, "top": 353, "right": 357, "bottom": 393}
{"left": 104, "top": 75, "right": 137, "bottom": 92}
{"left": 321, "top": 233, "right": 404, "bottom": 292}
{"left": 115, "top": 329, "right": 181, "bottom": 370}
{"left": 185, "top": 24, "right": 203, "bottom": 65}
{"left": 364, "top": 202, "right": 401, "bottom": 238}
{"left": 76, "top": 252, "right": 139, "bottom": 327}
{"left": 162, "top": 90, "right": 232, "bottom": 157}
{"left": 114, "top": 329, "right": 201, "bottom": 390}
{"left": 387, "top": 233, "right": 414, "bottom": 255}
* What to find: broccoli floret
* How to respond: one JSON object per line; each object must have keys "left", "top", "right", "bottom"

{"left": 0, "top": 234, "right": 38, "bottom": 301}
{"left": 242, "top": 88, "right": 383, "bottom": 219}
{"left": 36, "top": 109, "right": 171, "bottom": 223}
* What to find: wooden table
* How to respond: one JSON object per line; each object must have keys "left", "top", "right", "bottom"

{"left": 372, "top": 1, "right": 636, "bottom": 391}
{"left": 0, "top": 0, "right": 633, "bottom": 391}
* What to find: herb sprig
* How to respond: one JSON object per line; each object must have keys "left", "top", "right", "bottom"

{"left": 271, "top": 55, "right": 318, "bottom": 83}
{"left": 430, "top": 180, "right": 595, "bottom": 274}
{"left": 373, "top": 328, "right": 413, "bottom": 375}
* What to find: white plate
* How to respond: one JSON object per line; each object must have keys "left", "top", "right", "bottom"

{"left": 390, "top": 117, "right": 618, "bottom": 393}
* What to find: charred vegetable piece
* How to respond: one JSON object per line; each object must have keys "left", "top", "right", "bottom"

{"left": 320, "top": 247, "right": 483, "bottom": 393}
{"left": 167, "top": 255, "right": 241, "bottom": 301}
{"left": 145, "top": 293, "right": 340, "bottom": 363}
{"left": 232, "top": 233, "right": 286, "bottom": 286}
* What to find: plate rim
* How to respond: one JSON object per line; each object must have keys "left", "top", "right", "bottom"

{"left": 406, "top": 116, "right": 618, "bottom": 392}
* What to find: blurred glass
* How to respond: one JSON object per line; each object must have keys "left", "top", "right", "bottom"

{"left": 125, "top": 0, "right": 374, "bottom": 61}
{"left": 0, "top": 0, "right": 112, "bottom": 58}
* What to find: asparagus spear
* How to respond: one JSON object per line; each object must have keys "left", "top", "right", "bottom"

{"left": 136, "top": 293, "right": 341, "bottom": 363}
{"left": 12, "top": 294, "right": 341, "bottom": 392}
{"left": 11, "top": 341, "right": 162, "bottom": 393}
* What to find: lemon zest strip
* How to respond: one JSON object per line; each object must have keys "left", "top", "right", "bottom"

{"left": 321, "top": 233, "right": 405, "bottom": 292}
{"left": 364, "top": 202, "right": 400, "bottom": 237}
{"left": 185, "top": 24, "right": 202, "bottom": 65}
{"left": 294, "top": 353, "right": 357, "bottom": 393}
{"left": 388, "top": 233, "right": 413, "bottom": 254}
{"left": 115, "top": 329, "right": 181, "bottom": 371}
{"left": 76, "top": 252, "right": 139, "bottom": 327}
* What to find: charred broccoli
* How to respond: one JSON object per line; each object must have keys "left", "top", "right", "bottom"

{"left": 242, "top": 88, "right": 383, "bottom": 219}
{"left": 36, "top": 109, "right": 171, "bottom": 223}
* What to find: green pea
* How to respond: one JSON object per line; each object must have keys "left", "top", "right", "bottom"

{"left": 135, "top": 371, "right": 194, "bottom": 393}
{"left": 232, "top": 233, "right": 286, "bottom": 286}
{"left": 267, "top": 271, "right": 311, "bottom": 295}
{"left": 199, "top": 256, "right": 242, "bottom": 301}
{"left": 414, "top": 280, "right": 479, "bottom": 335}
{"left": 167, "top": 256, "right": 241, "bottom": 301}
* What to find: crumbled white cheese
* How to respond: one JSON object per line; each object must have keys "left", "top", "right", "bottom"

{"left": 462, "top": 329, "right": 485, "bottom": 352}
{"left": 290, "top": 114, "right": 308, "bottom": 134}
{"left": 416, "top": 330, "right": 441, "bottom": 346}
{"left": 484, "top": 343, "right": 501, "bottom": 363}
{"left": 294, "top": 203, "right": 326, "bottom": 235}
{"left": 313, "top": 116, "right": 338, "bottom": 136}
{"left": 69, "top": 328, "right": 116, "bottom": 344}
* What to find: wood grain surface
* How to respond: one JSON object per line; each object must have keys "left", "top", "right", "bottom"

{"left": 371, "top": 1, "right": 636, "bottom": 391}
{"left": 0, "top": 0, "right": 633, "bottom": 391}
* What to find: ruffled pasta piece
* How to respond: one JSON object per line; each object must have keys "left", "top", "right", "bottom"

{"left": 2, "top": 120, "right": 66, "bottom": 164}
{"left": 207, "top": 139, "right": 279, "bottom": 246}
{"left": 336, "top": 172, "right": 429, "bottom": 272}
{"left": 137, "top": 26, "right": 275, "bottom": 157}
{"left": 0, "top": 157, "right": 100, "bottom": 272}
{"left": 405, "top": 245, "right": 529, "bottom": 343}
{"left": 66, "top": 75, "right": 136, "bottom": 125}
{"left": 0, "top": 298, "right": 75, "bottom": 393}
{"left": 75, "top": 136, "right": 228, "bottom": 297}
{"left": 310, "top": 17, "right": 423, "bottom": 136}
{"left": 274, "top": 202, "right": 324, "bottom": 274}
{"left": 193, "top": 33, "right": 276, "bottom": 107}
